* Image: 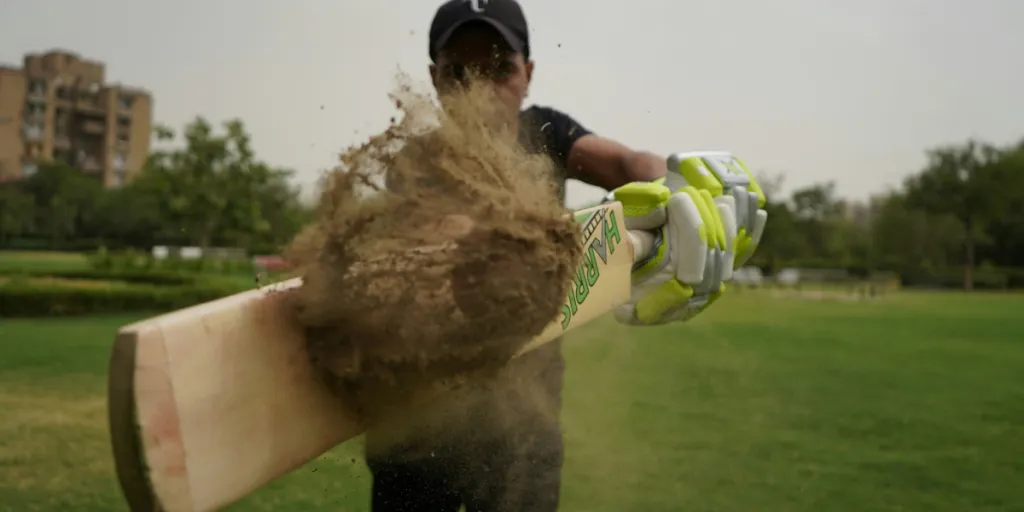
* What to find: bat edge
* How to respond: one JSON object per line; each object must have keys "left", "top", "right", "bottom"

{"left": 107, "top": 324, "right": 159, "bottom": 512}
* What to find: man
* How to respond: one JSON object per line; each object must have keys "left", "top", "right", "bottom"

{"left": 366, "top": 1, "right": 766, "bottom": 510}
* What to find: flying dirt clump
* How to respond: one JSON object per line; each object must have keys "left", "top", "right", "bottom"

{"left": 283, "top": 74, "right": 583, "bottom": 416}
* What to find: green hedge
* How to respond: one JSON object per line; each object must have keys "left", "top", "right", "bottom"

{"left": 4, "top": 268, "right": 199, "bottom": 286}
{"left": 754, "top": 259, "right": 1024, "bottom": 290}
{"left": 0, "top": 275, "right": 249, "bottom": 317}
{"left": 900, "top": 268, "right": 1001, "bottom": 289}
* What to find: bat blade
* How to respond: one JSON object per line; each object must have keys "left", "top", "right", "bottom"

{"left": 107, "top": 201, "right": 640, "bottom": 512}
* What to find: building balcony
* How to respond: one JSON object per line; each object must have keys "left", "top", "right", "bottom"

{"left": 22, "top": 123, "right": 44, "bottom": 141}
{"left": 26, "top": 79, "right": 48, "bottom": 101}
{"left": 55, "top": 86, "right": 73, "bottom": 102}
{"left": 75, "top": 97, "right": 105, "bottom": 116}
{"left": 24, "top": 142, "right": 43, "bottom": 159}
{"left": 79, "top": 156, "right": 102, "bottom": 172}
{"left": 22, "top": 107, "right": 45, "bottom": 124}
{"left": 80, "top": 119, "right": 106, "bottom": 135}
{"left": 112, "top": 152, "right": 127, "bottom": 171}
{"left": 21, "top": 160, "right": 39, "bottom": 179}
{"left": 26, "top": 92, "right": 47, "bottom": 105}
{"left": 117, "top": 93, "right": 134, "bottom": 112}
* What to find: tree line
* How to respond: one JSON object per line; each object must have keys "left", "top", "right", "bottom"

{"left": 0, "top": 115, "right": 1021, "bottom": 290}
{"left": 750, "top": 138, "right": 1024, "bottom": 290}
{"left": 0, "top": 117, "right": 313, "bottom": 255}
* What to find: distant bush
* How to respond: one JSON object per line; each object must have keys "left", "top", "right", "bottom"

{"left": 0, "top": 267, "right": 199, "bottom": 286}
{"left": 899, "top": 267, "right": 1010, "bottom": 290}
{"left": 753, "top": 260, "right": 1024, "bottom": 290}
{"left": 0, "top": 276, "right": 249, "bottom": 317}
{"left": 88, "top": 247, "right": 256, "bottom": 276}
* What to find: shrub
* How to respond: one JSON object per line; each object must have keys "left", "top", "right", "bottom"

{"left": 0, "top": 267, "right": 199, "bottom": 286}
{"left": 900, "top": 266, "right": 1009, "bottom": 290}
{"left": 0, "top": 277, "right": 249, "bottom": 317}
{"left": 1005, "top": 268, "right": 1024, "bottom": 289}
{"left": 86, "top": 247, "right": 256, "bottom": 276}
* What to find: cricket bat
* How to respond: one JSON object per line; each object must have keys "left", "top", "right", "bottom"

{"left": 107, "top": 200, "right": 654, "bottom": 512}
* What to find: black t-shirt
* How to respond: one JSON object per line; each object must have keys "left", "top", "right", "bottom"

{"left": 516, "top": 105, "right": 593, "bottom": 201}
{"left": 384, "top": 105, "right": 593, "bottom": 204}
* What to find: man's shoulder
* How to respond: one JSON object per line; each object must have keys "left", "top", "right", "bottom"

{"left": 520, "top": 104, "right": 575, "bottom": 126}
{"left": 520, "top": 104, "right": 590, "bottom": 139}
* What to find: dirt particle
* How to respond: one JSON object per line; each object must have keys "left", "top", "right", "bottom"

{"left": 282, "top": 72, "right": 582, "bottom": 423}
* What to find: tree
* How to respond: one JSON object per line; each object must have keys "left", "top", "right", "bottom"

{"left": 977, "top": 143, "right": 1024, "bottom": 269}
{"left": 870, "top": 192, "right": 964, "bottom": 273}
{"left": 789, "top": 182, "right": 857, "bottom": 265}
{"left": 0, "top": 184, "right": 35, "bottom": 246}
{"left": 90, "top": 180, "right": 166, "bottom": 248}
{"left": 903, "top": 139, "right": 1020, "bottom": 290}
{"left": 137, "top": 117, "right": 310, "bottom": 251}
{"left": 21, "top": 161, "right": 104, "bottom": 248}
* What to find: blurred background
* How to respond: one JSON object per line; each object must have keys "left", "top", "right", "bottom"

{"left": 1, "top": 1, "right": 1022, "bottom": 511}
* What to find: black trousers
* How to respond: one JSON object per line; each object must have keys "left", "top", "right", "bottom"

{"left": 365, "top": 341, "right": 566, "bottom": 512}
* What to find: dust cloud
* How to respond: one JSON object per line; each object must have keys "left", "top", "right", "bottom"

{"left": 282, "top": 72, "right": 583, "bottom": 423}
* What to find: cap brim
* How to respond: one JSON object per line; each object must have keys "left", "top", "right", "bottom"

{"left": 433, "top": 17, "right": 525, "bottom": 58}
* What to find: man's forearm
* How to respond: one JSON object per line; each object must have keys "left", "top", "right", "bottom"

{"left": 620, "top": 150, "right": 667, "bottom": 184}
{"left": 566, "top": 135, "right": 667, "bottom": 190}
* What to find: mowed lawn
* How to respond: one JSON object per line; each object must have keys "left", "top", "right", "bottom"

{"left": 0, "top": 250, "right": 89, "bottom": 273}
{"left": 1, "top": 291, "right": 1023, "bottom": 511}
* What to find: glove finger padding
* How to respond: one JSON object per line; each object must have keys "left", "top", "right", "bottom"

{"left": 666, "top": 189, "right": 707, "bottom": 284}
{"left": 614, "top": 182, "right": 669, "bottom": 231}
{"left": 731, "top": 186, "right": 751, "bottom": 234}
{"left": 736, "top": 208, "right": 767, "bottom": 267}
{"left": 631, "top": 186, "right": 721, "bottom": 325}
{"left": 713, "top": 194, "right": 738, "bottom": 281}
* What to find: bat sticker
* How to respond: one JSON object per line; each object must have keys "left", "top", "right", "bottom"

{"left": 560, "top": 206, "right": 623, "bottom": 329}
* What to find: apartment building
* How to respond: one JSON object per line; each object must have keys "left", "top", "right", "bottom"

{"left": 0, "top": 49, "right": 152, "bottom": 187}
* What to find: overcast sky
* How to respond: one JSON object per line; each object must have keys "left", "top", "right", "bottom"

{"left": 2, "top": 0, "right": 1021, "bottom": 207}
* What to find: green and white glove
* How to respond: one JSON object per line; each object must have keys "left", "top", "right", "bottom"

{"left": 664, "top": 151, "right": 767, "bottom": 272}
{"left": 610, "top": 180, "right": 736, "bottom": 325}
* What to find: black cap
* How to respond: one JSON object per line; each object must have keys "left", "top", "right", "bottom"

{"left": 429, "top": 0, "right": 530, "bottom": 62}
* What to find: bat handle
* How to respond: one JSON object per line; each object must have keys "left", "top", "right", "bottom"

{"left": 627, "top": 229, "right": 657, "bottom": 264}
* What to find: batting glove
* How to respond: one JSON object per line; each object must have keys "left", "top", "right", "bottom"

{"left": 611, "top": 180, "right": 736, "bottom": 325}
{"left": 664, "top": 151, "right": 768, "bottom": 272}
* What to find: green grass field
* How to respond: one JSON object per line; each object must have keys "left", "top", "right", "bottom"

{"left": 1, "top": 291, "right": 1022, "bottom": 511}
{"left": 0, "top": 250, "right": 89, "bottom": 274}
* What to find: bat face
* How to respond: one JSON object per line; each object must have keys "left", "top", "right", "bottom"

{"left": 516, "top": 202, "right": 634, "bottom": 355}
{"left": 107, "top": 201, "right": 636, "bottom": 512}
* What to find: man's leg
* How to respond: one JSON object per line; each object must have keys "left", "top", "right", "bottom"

{"left": 459, "top": 340, "right": 568, "bottom": 512}
{"left": 366, "top": 448, "right": 463, "bottom": 512}
{"left": 457, "top": 421, "right": 564, "bottom": 512}
{"left": 512, "top": 421, "right": 565, "bottom": 511}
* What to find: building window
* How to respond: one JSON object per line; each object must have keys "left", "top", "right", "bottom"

{"left": 23, "top": 103, "right": 45, "bottom": 123}
{"left": 22, "top": 122, "right": 43, "bottom": 141}
{"left": 113, "top": 153, "right": 126, "bottom": 171}
{"left": 22, "top": 161, "right": 38, "bottom": 178}
{"left": 28, "top": 79, "right": 47, "bottom": 98}
{"left": 112, "top": 168, "right": 128, "bottom": 188}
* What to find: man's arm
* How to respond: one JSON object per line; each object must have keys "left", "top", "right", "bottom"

{"left": 567, "top": 135, "right": 666, "bottom": 190}
{"left": 531, "top": 106, "right": 665, "bottom": 190}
